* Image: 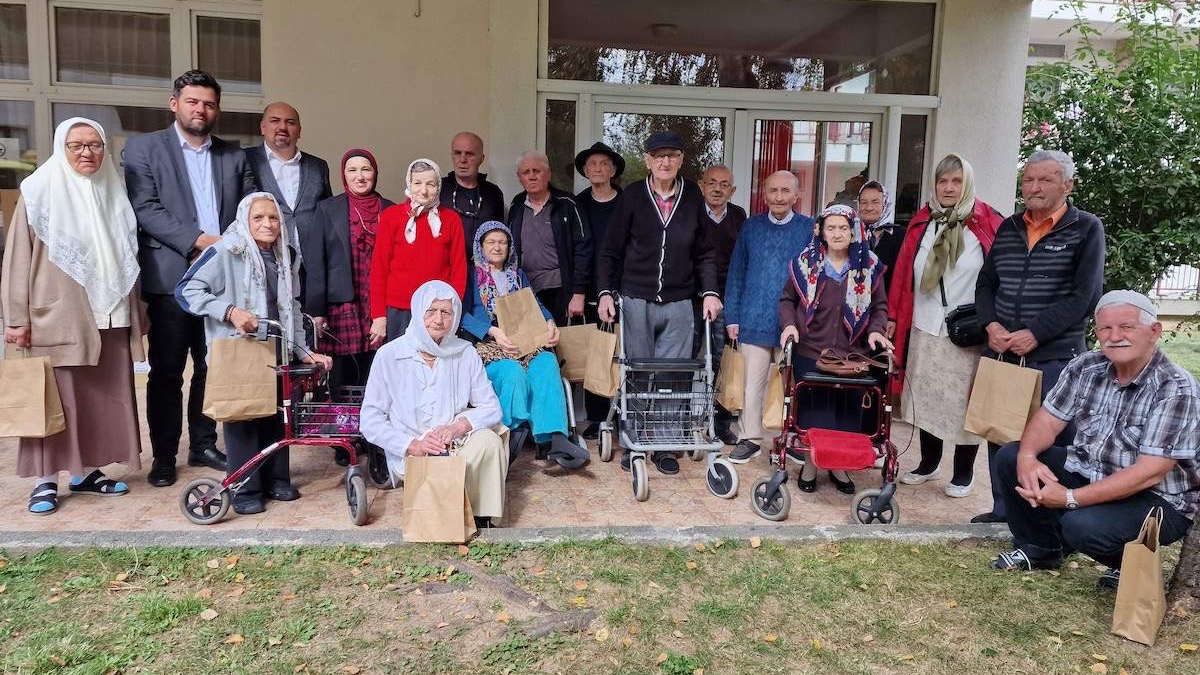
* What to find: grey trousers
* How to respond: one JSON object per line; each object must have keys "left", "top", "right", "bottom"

{"left": 620, "top": 296, "right": 693, "bottom": 360}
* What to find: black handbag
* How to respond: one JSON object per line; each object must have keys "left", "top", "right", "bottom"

{"left": 940, "top": 280, "right": 985, "bottom": 348}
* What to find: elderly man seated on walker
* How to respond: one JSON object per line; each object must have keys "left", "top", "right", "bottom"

{"left": 360, "top": 280, "right": 508, "bottom": 528}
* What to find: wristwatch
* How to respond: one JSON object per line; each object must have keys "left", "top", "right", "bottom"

{"left": 1065, "top": 489, "right": 1079, "bottom": 510}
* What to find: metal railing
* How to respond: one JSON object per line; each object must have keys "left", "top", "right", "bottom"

{"left": 1153, "top": 265, "right": 1200, "bottom": 299}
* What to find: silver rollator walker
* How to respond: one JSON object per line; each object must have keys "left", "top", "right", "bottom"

{"left": 595, "top": 300, "right": 739, "bottom": 502}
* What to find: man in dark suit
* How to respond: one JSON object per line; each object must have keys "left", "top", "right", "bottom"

{"left": 124, "top": 70, "right": 258, "bottom": 487}
{"left": 243, "top": 102, "right": 332, "bottom": 333}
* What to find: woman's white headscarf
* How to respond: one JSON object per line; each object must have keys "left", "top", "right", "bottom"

{"left": 229, "top": 192, "right": 301, "bottom": 350}
{"left": 399, "top": 279, "right": 470, "bottom": 358}
{"left": 19, "top": 117, "right": 139, "bottom": 317}
{"left": 404, "top": 158, "right": 443, "bottom": 244}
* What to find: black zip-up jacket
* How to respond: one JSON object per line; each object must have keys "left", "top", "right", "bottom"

{"left": 505, "top": 187, "right": 592, "bottom": 310}
{"left": 441, "top": 172, "right": 506, "bottom": 260}
{"left": 975, "top": 204, "right": 1105, "bottom": 363}
{"left": 599, "top": 178, "right": 718, "bottom": 303}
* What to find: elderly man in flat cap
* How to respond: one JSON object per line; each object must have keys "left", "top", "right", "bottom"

{"left": 989, "top": 290, "right": 1200, "bottom": 592}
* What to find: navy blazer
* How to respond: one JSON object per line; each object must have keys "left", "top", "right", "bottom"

{"left": 124, "top": 125, "right": 258, "bottom": 295}
{"left": 244, "top": 145, "right": 333, "bottom": 313}
{"left": 314, "top": 192, "right": 395, "bottom": 316}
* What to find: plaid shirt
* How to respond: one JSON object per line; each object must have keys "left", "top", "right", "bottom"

{"left": 1043, "top": 349, "right": 1200, "bottom": 518}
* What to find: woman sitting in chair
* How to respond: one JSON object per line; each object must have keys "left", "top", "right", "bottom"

{"left": 779, "top": 204, "right": 893, "bottom": 495}
{"left": 360, "top": 279, "right": 508, "bottom": 528}
{"left": 460, "top": 221, "right": 589, "bottom": 469}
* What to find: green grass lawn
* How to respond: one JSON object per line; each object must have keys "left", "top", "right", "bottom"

{"left": 1162, "top": 329, "right": 1200, "bottom": 377}
{"left": 1, "top": 541, "right": 1197, "bottom": 674}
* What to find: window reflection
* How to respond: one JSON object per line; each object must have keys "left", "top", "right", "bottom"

{"left": 0, "top": 100, "right": 36, "bottom": 189}
{"left": 0, "top": 4, "right": 29, "bottom": 81}
{"left": 544, "top": 100, "right": 577, "bottom": 192}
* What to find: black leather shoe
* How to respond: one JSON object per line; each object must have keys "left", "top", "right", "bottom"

{"left": 797, "top": 477, "right": 817, "bottom": 493}
{"left": 187, "top": 446, "right": 227, "bottom": 471}
{"left": 970, "top": 511, "right": 1007, "bottom": 524}
{"left": 581, "top": 422, "right": 601, "bottom": 441}
{"left": 652, "top": 453, "right": 680, "bottom": 475}
{"left": 474, "top": 516, "right": 492, "bottom": 529}
{"left": 233, "top": 496, "right": 266, "bottom": 515}
{"left": 147, "top": 460, "right": 177, "bottom": 487}
{"left": 829, "top": 471, "right": 856, "bottom": 495}
{"left": 717, "top": 427, "right": 740, "bottom": 446}
{"left": 266, "top": 484, "right": 301, "bottom": 501}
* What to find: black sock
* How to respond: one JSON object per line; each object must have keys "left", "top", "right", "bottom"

{"left": 951, "top": 443, "right": 979, "bottom": 486}
{"left": 915, "top": 429, "right": 944, "bottom": 474}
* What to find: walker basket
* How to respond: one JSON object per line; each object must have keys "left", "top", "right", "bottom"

{"left": 805, "top": 428, "right": 876, "bottom": 471}
{"left": 295, "top": 402, "right": 361, "bottom": 437}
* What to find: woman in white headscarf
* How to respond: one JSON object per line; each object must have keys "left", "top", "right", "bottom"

{"left": 177, "top": 192, "right": 332, "bottom": 515}
{"left": 2, "top": 118, "right": 145, "bottom": 515}
{"left": 361, "top": 279, "right": 507, "bottom": 528}
{"left": 369, "top": 159, "right": 467, "bottom": 343}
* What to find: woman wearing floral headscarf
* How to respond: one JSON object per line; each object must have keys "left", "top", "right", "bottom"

{"left": 779, "top": 204, "right": 893, "bottom": 494}
{"left": 887, "top": 154, "right": 1002, "bottom": 499}
{"left": 369, "top": 158, "right": 466, "bottom": 343}
{"left": 460, "top": 221, "right": 589, "bottom": 469}
{"left": 177, "top": 192, "right": 332, "bottom": 515}
{"left": 2, "top": 117, "right": 146, "bottom": 515}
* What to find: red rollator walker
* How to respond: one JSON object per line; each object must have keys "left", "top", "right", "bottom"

{"left": 749, "top": 338, "right": 902, "bottom": 524}
{"left": 179, "top": 319, "right": 386, "bottom": 526}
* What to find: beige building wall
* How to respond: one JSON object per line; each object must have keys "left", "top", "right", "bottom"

{"left": 261, "top": 0, "right": 538, "bottom": 199}
{"left": 931, "top": 0, "right": 1033, "bottom": 215}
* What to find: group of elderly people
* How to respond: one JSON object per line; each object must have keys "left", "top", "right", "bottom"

{"left": 4, "top": 71, "right": 1197, "bottom": 578}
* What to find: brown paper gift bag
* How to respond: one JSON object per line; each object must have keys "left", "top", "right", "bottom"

{"left": 402, "top": 455, "right": 478, "bottom": 544}
{"left": 494, "top": 287, "right": 550, "bottom": 358}
{"left": 0, "top": 347, "right": 66, "bottom": 438}
{"left": 1111, "top": 507, "right": 1167, "bottom": 646}
{"left": 202, "top": 337, "right": 278, "bottom": 422}
{"left": 715, "top": 341, "right": 746, "bottom": 412}
{"left": 761, "top": 360, "right": 786, "bottom": 430}
{"left": 583, "top": 323, "right": 619, "bottom": 397}
{"left": 556, "top": 321, "right": 594, "bottom": 383}
{"left": 963, "top": 356, "right": 1042, "bottom": 444}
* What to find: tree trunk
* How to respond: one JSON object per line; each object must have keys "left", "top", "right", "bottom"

{"left": 1167, "top": 522, "right": 1200, "bottom": 622}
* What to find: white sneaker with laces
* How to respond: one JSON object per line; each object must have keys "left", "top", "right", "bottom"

{"left": 899, "top": 467, "right": 942, "bottom": 485}
{"left": 943, "top": 480, "right": 974, "bottom": 498}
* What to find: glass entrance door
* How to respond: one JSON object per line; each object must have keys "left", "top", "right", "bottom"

{"left": 747, "top": 115, "right": 879, "bottom": 217}
{"left": 594, "top": 103, "right": 733, "bottom": 186}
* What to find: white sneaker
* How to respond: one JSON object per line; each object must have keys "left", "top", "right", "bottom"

{"left": 943, "top": 481, "right": 974, "bottom": 498}
{"left": 899, "top": 467, "right": 942, "bottom": 485}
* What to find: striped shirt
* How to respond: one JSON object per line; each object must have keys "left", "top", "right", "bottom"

{"left": 1043, "top": 349, "right": 1200, "bottom": 517}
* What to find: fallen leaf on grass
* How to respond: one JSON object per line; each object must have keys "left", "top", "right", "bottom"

{"left": 194, "top": 588, "right": 213, "bottom": 599}
{"left": 1089, "top": 664, "right": 1107, "bottom": 674}
{"left": 655, "top": 653, "right": 668, "bottom": 664}
{"left": 1071, "top": 630, "right": 1086, "bottom": 636}
{"left": 293, "top": 666, "right": 307, "bottom": 673}
{"left": 1092, "top": 654, "right": 1108, "bottom": 661}
{"left": 764, "top": 634, "right": 779, "bottom": 643}
{"left": 0, "top": 585, "right": 6, "bottom": 595}
{"left": 47, "top": 595, "right": 62, "bottom": 604}
{"left": 226, "top": 587, "right": 245, "bottom": 598}
{"left": 456, "top": 545, "right": 470, "bottom": 556}
{"left": 686, "top": 561, "right": 698, "bottom": 570}
{"left": 749, "top": 537, "right": 762, "bottom": 549}
{"left": 1047, "top": 636, "right": 1063, "bottom": 646}
{"left": 49, "top": 656, "right": 66, "bottom": 667}
{"left": 531, "top": 565, "right": 546, "bottom": 576}
{"left": 622, "top": 637, "right": 632, "bottom": 648}
{"left": 495, "top": 611, "right": 511, "bottom": 623}
{"left": 712, "top": 539, "right": 724, "bottom": 548}
{"left": 673, "top": 630, "right": 686, "bottom": 639}
{"left": 1181, "top": 643, "right": 1199, "bottom": 652}
{"left": 810, "top": 638, "right": 823, "bottom": 650}
{"left": 595, "top": 628, "right": 609, "bottom": 642}
{"left": 268, "top": 637, "right": 282, "bottom": 646}
{"left": 222, "top": 634, "right": 244, "bottom": 645}
{"left": 234, "top": 572, "right": 246, "bottom": 583}
{"left": 861, "top": 635, "right": 875, "bottom": 643}
{"left": 574, "top": 580, "right": 589, "bottom": 591}
{"left": 343, "top": 667, "right": 361, "bottom": 675}
{"left": 1119, "top": 669, "right": 1129, "bottom": 675}
{"left": 206, "top": 559, "right": 221, "bottom": 569}
{"left": 225, "top": 555, "right": 239, "bottom": 568}
{"left": 113, "top": 573, "right": 129, "bottom": 583}
{"left": 1048, "top": 570, "right": 1061, "bottom": 577}
{"left": 199, "top": 609, "right": 219, "bottom": 621}
{"left": 945, "top": 601, "right": 958, "bottom": 608}
{"left": 898, "top": 654, "right": 914, "bottom": 661}
{"left": 571, "top": 596, "right": 588, "bottom": 608}
{"left": 435, "top": 622, "right": 449, "bottom": 629}
{"left": 281, "top": 593, "right": 297, "bottom": 601}
{"left": 694, "top": 543, "right": 707, "bottom": 552}
{"left": 1068, "top": 561, "right": 1080, "bottom": 569}
{"left": 463, "top": 614, "right": 476, "bottom": 620}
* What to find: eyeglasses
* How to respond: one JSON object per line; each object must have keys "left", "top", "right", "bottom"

{"left": 648, "top": 151, "right": 683, "bottom": 162}
{"left": 65, "top": 141, "right": 105, "bottom": 155}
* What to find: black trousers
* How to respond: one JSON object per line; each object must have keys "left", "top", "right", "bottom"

{"left": 995, "top": 443, "right": 1192, "bottom": 567}
{"left": 385, "top": 307, "right": 411, "bottom": 343}
{"left": 535, "top": 286, "right": 568, "bottom": 326}
{"left": 329, "top": 351, "right": 376, "bottom": 401}
{"left": 146, "top": 293, "right": 217, "bottom": 462}
{"left": 224, "top": 413, "right": 289, "bottom": 499}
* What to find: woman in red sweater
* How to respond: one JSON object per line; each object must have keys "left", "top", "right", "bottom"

{"left": 369, "top": 158, "right": 467, "bottom": 342}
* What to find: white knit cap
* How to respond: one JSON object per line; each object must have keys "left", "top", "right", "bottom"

{"left": 1095, "top": 290, "right": 1158, "bottom": 320}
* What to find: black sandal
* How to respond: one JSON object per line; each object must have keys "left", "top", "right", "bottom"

{"left": 28, "top": 482, "right": 59, "bottom": 515}
{"left": 68, "top": 470, "right": 129, "bottom": 496}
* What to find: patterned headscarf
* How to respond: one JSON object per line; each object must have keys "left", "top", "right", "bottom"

{"left": 920, "top": 153, "right": 977, "bottom": 294}
{"left": 228, "top": 192, "right": 301, "bottom": 350}
{"left": 403, "top": 158, "right": 443, "bottom": 244}
{"left": 472, "top": 220, "right": 522, "bottom": 320}
{"left": 858, "top": 179, "right": 895, "bottom": 231}
{"left": 788, "top": 204, "right": 884, "bottom": 343}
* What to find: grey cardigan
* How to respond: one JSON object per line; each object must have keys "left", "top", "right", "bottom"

{"left": 175, "top": 229, "right": 310, "bottom": 360}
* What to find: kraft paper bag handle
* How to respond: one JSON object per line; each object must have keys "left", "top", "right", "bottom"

{"left": 1136, "top": 507, "right": 1164, "bottom": 551}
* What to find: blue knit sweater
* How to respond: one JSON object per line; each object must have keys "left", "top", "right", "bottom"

{"left": 724, "top": 212, "right": 814, "bottom": 347}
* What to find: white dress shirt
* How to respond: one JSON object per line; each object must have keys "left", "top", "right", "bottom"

{"left": 265, "top": 146, "right": 302, "bottom": 209}
{"left": 173, "top": 122, "right": 220, "bottom": 236}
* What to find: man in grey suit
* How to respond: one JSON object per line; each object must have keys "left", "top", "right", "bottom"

{"left": 124, "top": 70, "right": 258, "bottom": 487}
{"left": 243, "top": 102, "right": 332, "bottom": 334}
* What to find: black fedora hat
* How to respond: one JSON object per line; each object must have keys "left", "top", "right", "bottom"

{"left": 574, "top": 141, "right": 625, "bottom": 179}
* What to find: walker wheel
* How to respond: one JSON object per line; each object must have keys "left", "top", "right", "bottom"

{"left": 750, "top": 476, "right": 791, "bottom": 521}
{"left": 851, "top": 488, "right": 900, "bottom": 525}
{"left": 180, "top": 477, "right": 230, "bottom": 525}
{"left": 631, "top": 456, "right": 649, "bottom": 502}
{"left": 689, "top": 431, "right": 707, "bottom": 461}
{"left": 347, "top": 471, "right": 369, "bottom": 526}
{"left": 599, "top": 429, "right": 614, "bottom": 462}
{"left": 366, "top": 443, "right": 394, "bottom": 489}
{"left": 706, "top": 457, "right": 739, "bottom": 499}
